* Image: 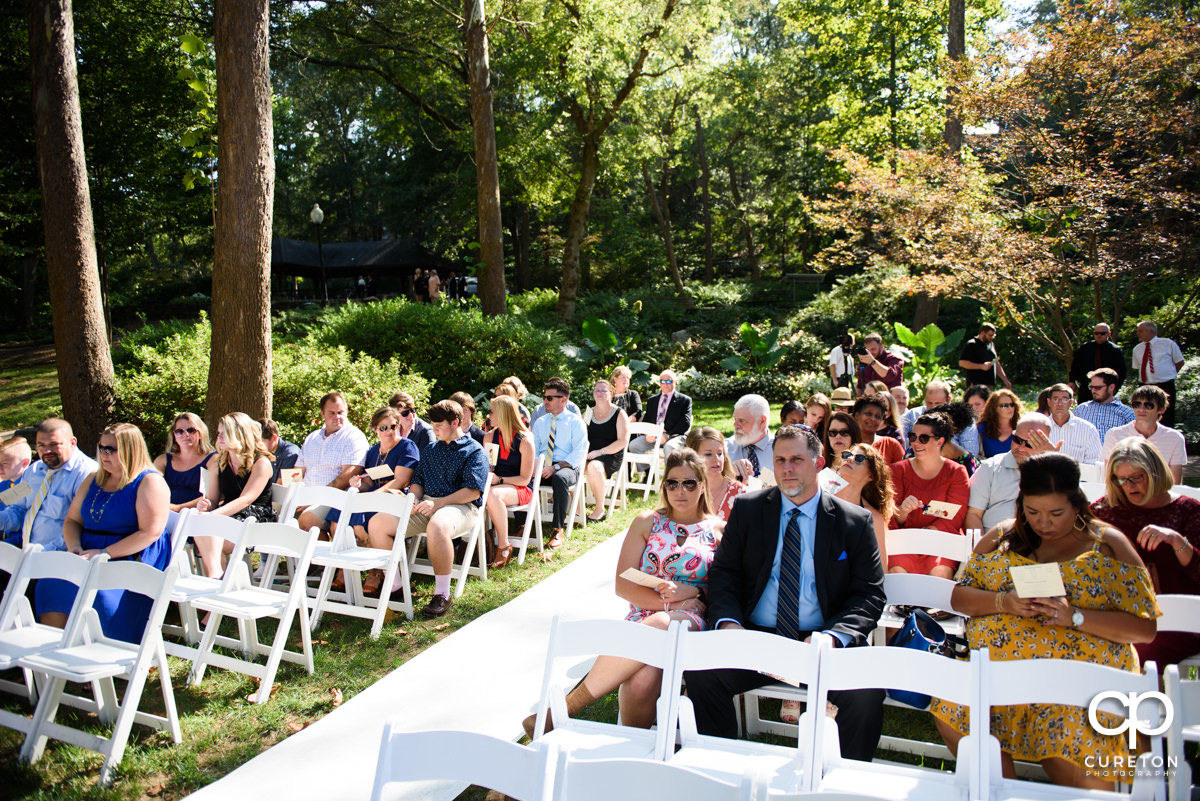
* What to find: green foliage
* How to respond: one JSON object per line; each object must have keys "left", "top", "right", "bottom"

{"left": 1174, "top": 356, "right": 1200, "bottom": 445}
{"left": 680, "top": 369, "right": 828, "bottom": 402}
{"left": 720, "top": 322, "right": 786, "bottom": 375}
{"left": 563, "top": 316, "right": 650, "bottom": 382}
{"left": 111, "top": 317, "right": 430, "bottom": 444}
{"left": 892, "top": 322, "right": 965, "bottom": 398}
{"left": 792, "top": 264, "right": 911, "bottom": 342}
{"left": 312, "top": 299, "right": 567, "bottom": 398}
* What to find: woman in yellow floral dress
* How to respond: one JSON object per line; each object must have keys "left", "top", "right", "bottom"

{"left": 931, "top": 452, "right": 1158, "bottom": 790}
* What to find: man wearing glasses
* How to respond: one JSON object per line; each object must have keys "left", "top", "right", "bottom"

{"left": 965, "top": 413, "right": 1054, "bottom": 534}
{"left": 1074, "top": 368, "right": 1135, "bottom": 442}
{"left": 1067, "top": 322, "right": 1126, "bottom": 404}
{"left": 1043, "top": 383, "right": 1102, "bottom": 465}
{"left": 628, "top": 369, "right": 693, "bottom": 466}
{"left": 0, "top": 418, "right": 97, "bottom": 550}
{"left": 532, "top": 377, "right": 588, "bottom": 548}
{"left": 1101, "top": 385, "right": 1186, "bottom": 482}
{"left": 390, "top": 390, "right": 433, "bottom": 453}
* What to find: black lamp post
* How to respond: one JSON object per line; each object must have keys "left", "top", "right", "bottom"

{"left": 310, "top": 203, "right": 328, "bottom": 305}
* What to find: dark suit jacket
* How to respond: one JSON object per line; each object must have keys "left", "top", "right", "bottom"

{"left": 705, "top": 486, "right": 885, "bottom": 647}
{"left": 1069, "top": 340, "right": 1127, "bottom": 390}
{"left": 643, "top": 391, "right": 693, "bottom": 438}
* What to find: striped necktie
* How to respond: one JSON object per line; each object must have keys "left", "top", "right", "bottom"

{"left": 547, "top": 416, "right": 557, "bottom": 457}
{"left": 776, "top": 508, "right": 804, "bottom": 640}
{"left": 747, "top": 446, "right": 760, "bottom": 477}
{"left": 22, "top": 468, "right": 60, "bottom": 548}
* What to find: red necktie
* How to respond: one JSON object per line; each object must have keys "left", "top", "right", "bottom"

{"left": 1140, "top": 344, "right": 1154, "bottom": 383}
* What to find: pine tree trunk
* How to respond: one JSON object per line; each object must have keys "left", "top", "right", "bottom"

{"left": 465, "top": 0, "right": 506, "bottom": 316}
{"left": 206, "top": 0, "right": 274, "bottom": 424}
{"left": 28, "top": 0, "right": 114, "bottom": 452}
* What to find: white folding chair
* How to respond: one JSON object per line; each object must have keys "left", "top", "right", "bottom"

{"left": 806, "top": 642, "right": 984, "bottom": 801}
{"left": 1174, "top": 485, "right": 1200, "bottom": 502}
{"left": 0, "top": 541, "right": 45, "bottom": 704}
{"left": 1080, "top": 480, "right": 1107, "bottom": 503}
{"left": 162, "top": 511, "right": 257, "bottom": 659}
{"left": 876, "top": 572, "right": 966, "bottom": 640}
{"left": 1078, "top": 462, "right": 1105, "bottom": 484}
{"left": 19, "top": 559, "right": 182, "bottom": 787}
{"left": 1165, "top": 663, "right": 1200, "bottom": 801}
{"left": 624, "top": 421, "right": 664, "bottom": 500}
{"left": 555, "top": 747, "right": 756, "bottom": 801}
{"left": 1157, "top": 594, "right": 1200, "bottom": 670}
{"left": 187, "top": 522, "right": 318, "bottom": 702}
{"left": 409, "top": 475, "right": 493, "bottom": 598}
{"left": 886, "top": 528, "right": 973, "bottom": 573}
{"left": 975, "top": 650, "right": 1166, "bottom": 801}
{"left": 528, "top": 615, "right": 682, "bottom": 761}
{"left": 505, "top": 454, "right": 545, "bottom": 565}
{"left": 310, "top": 490, "right": 416, "bottom": 633}
{"left": 277, "top": 483, "right": 352, "bottom": 527}
{"left": 370, "top": 724, "right": 556, "bottom": 801}
{"left": 666, "top": 628, "right": 825, "bottom": 793}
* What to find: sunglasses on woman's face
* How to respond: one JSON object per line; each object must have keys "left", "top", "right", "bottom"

{"left": 840, "top": 451, "right": 868, "bottom": 464}
{"left": 174, "top": 427, "right": 198, "bottom": 437}
{"left": 376, "top": 424, "right": 399, "bottom": 432}
{"left": 97, "top": 444, "right": 118, "bottom": 455}
{"left": 827, "top": 428, "right": 851, "bottom": 438}
{"left": 997, "top": 403, "right": 1015, "bottom": 409}
{"left": 663, "top": 478, "right": 700, "bottom": 492}
{"left": 912, "top": 433, "right": 939, "bottom": 444}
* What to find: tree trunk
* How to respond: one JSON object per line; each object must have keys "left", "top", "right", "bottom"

{"left": 465, "top": 0, "right": 506, "bottom": 316}
{"left": 728, "top": 164, "right": 760, "bottom": 280}
{"left": 694, "top": 111, "right": 714, "bottom": 282}
{"left": 643, "top": 163, "right": 690, "bottom": 304}
{"left": 556, "top": 136, "right": 600, "bottom": 323}
{"left": 515, "top": 203, "right": 531, "bottom": 291}
{"left": 944, "top": 0, "right": 964, "bottom": 156}
{"left": 28, "top": 0, "right": 114, "bottom": 452}
{"left": 912, "top": 292, "right": 941, "bottom": 329}
{"left": 206, "top": 0, "right": 274, "bottom": 424}
{"left": 20, "top": 256, "right": 37, "bottom": 330}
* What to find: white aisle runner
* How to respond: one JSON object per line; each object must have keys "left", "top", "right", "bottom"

{"left": 186, "top": 532, "right": 627, "bottom": 800}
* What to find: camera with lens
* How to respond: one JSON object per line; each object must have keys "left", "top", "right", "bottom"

{"left": 854, "top": 345, "right": 869, "bottom": 356}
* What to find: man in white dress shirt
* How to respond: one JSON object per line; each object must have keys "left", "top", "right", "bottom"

{"left": 295, "top": 391, "right": 368, "bottom": 532}
{"left": 1044, "top": 384, "right": 1101, "bottom": 465}
{"left": 1132, "top": 321, "right": 1185, "bottom": 428}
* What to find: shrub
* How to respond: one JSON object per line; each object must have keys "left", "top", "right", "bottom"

{"left": 112, "top": 317, "right": 431, "bottom": 445}
{"left": 313, "top": 299, "right": 567, "bottom": 398}
{"left": 680, "top": 370, "right": 828, "bottom": 402}
{"left": 1174, "top": 356, "right": 1200, "bottom": 446}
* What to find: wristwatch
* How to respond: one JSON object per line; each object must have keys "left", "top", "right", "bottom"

{"left": 1071, "top": 607, "right": 1085, "bottom": 628}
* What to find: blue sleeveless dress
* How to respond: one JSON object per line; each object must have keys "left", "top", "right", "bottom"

{"left": 164, "top": 452, "right": 213, "bottom": 506}
{"left": 35, "top": 469, "right": 171, "bottom": 644}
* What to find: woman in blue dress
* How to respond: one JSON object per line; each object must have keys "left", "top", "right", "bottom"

{"left": 152, "top": 411, "right": 215, "bottom": 516}
{"left": 353, "top": 407, "right": 420, "bottom": 595}
{"left": 37, "top": 423, "right": 171, "bottom": 644}
{"left": 976, "top": 388, "right": 1024, "bottom": 459}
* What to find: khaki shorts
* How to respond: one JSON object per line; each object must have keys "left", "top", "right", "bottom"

{"left": 405, "top": 497, "right": 479, "bottom": 540}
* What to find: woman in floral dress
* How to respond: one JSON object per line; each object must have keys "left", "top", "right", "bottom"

{"left": 524, "top": 448, "right": 723, "bottom": 736}
{"left": 931, "top": 452, "right": 1158, "bottom": 790}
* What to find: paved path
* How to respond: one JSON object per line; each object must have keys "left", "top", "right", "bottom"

{"left": 185, "top": 532, "right": 627, "bottom": 801}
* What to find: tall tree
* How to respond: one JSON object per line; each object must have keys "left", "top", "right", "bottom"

{"left": 28, "top": 0, "right": 114, "bottom": 451}
{"left": 465, "top": 0, "right": 506, "bottom": 315}
{"left": 205, "top": 0, "right": 273, "bottom": 422}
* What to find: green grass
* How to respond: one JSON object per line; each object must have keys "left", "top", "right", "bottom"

{"left": 0, "top": 363, "right": 60, "bottom": 433}
{"left": 0, "top": 495, "right": 658, "bottom": 800}
{"left": 691, "top": 400, "right": 798, "bottom": 438}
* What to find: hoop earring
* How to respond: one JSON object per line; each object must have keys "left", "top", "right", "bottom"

{"left": 1074, "top": 514, "right": 1087, "bottom": 532}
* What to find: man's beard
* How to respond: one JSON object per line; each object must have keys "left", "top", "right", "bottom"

{"left": 732, "top": 427, "right": 762, "bottom": 448}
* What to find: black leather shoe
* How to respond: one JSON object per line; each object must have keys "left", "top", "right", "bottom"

{"left": 423, "top": 593, "right": 452, "bottom": 617}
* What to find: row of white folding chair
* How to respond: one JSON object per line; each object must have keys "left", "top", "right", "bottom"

{"left": 536, "top": 464, "right": 587, "bottom": 542}
{"left": 370, "top": 724, "right": 879, "bottom": 801}
{"left": 409, "top": 474, "right": 495, "bottom": 598}
{"left": 0, "top": 540, "right": 44, "bottom": 705}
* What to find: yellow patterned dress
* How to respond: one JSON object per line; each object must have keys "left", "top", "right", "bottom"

{"left": 930, "top": 542, "right": 1159, "bottom": 778}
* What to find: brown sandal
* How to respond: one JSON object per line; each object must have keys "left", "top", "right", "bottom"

{"left": 361, "top": 569, "right": 384, "bottom": 597}
{"left": 488, "top": 545, "right": 514, "bottom": 570}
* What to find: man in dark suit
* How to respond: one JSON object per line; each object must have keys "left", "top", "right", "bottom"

{"left": 1068, "top": 322, "right": 1126, "bottom": 404}
{"left": 685, "top": 424, "right": 886, "bottom": 762}
{"left": 628, "top": 369, "right": 692, "bottom": 464}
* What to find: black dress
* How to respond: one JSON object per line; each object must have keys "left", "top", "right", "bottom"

{"left": 614, "top": 390, "right": 643, "bottom": 422}
{"left": 587, "top": 407, "right": 625, "bottom": 477}
{"left": 217, "top": 459, "right": 276, "bottom": 522}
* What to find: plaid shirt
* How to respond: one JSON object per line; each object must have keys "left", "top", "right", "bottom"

{"left": 1074, "top": 399, "right": 1136, "bottom": 444}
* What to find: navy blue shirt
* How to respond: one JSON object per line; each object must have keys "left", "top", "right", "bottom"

{"left": 271, "top": 439, "right": 301, "bottom": 484}
{"left": 411, "top": 435, "right": 489, "bottom": 507}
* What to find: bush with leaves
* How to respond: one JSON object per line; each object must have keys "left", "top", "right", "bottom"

{"left": 313, "top": 299, "right": 566, "bottom": 398}
{"left": 1174, "top": 356, "right": 1200, "bottom": 446}
{"left": 112, "top": 317, "right": 431, "bottom": 444}
{"left": 891, "top": 322, "right": 965, "bottom": 399}
{"left": 680, "top": 370, "right": 828, "bottom": 403}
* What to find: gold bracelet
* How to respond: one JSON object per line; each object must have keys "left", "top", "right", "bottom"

{"left": 995, "top": 590, "right": 1006, "bottom": 613}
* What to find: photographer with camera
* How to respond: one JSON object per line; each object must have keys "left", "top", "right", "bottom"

{"left": 856, "top": 332, "right": 905, "bottom": 396}
{"left": 828, "top": 333, "right": 858, "bottom": 391}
